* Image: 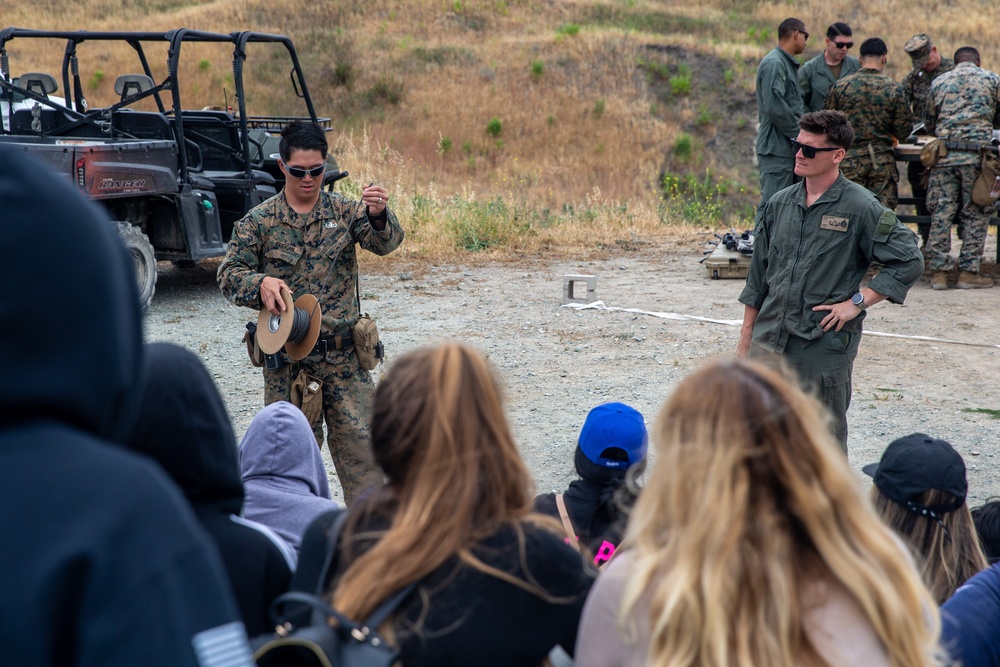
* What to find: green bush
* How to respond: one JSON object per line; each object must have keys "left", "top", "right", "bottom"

{"left": 673, "top": 133, "right": 694, "bottom": 162}
{"left": 363, "top": 75, "right": 404, "bottom": 107}
{"left": 88, "top": 70, "right": 104, "bottom": 90}
{"left": 531, "top": 59, "right": 544, "bottom": 79}
{"left": 669, "top": 63, "right": 692, "bottom": 95}
{"left": 593, "top": 98, "right": 605, "bottom": 117}
{"left": 557, "top": 23, "right": 580, "bottom": 37}
{"left": 198, "top": 59, "right": 211, "bottom": 72}
{"left": 486, "top": 117, "right": 503, "bottom": 137}
{"left": 439, "top": 136, "right": 453, "bottom": 154}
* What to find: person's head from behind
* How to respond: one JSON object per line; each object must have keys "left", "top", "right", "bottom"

{"left": 954, "top": 46, "right": 981, "bottom": 66}
{"left": 335, "top": 342, "right": 536, "bottom": 619}
{"left": 574, "top": 402, "right": 647, "bottom": 517}
{"left": 0, "top": 148, "right": 144, "bottom": 443}
{"left": 859, "top": 37, "right": 889, "bottom": 69}
{"left": 370, "top": 342, "right": 531, "bottom": 517}
{"left": 621, "top": 359, "right": 944, "bottom": 666}
{"left": 971, "top": 498, "right": 1000, "bottom": 564}
{"left": 865, "top": 433, "right": 987, "bottom": 602}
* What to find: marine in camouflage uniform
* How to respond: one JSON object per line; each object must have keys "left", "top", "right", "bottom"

{"left": 218, "top": 122, "right": 404, "bottom": 504}
{"left": 925, "top": 48, "right": 1000, "bottom": 285}
{"left": 900, "top": 35, "right": 955, "bottom": 240}
{"left": 825, "top": 38, "right": 912, "bottom": 209}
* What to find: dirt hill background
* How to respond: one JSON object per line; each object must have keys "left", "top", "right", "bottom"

{"left": 11, "top": 0, "right": 1000, "bottom": 240}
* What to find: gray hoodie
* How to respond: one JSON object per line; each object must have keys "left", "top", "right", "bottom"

{"left": 239, "top": 401, "right": 339, "bottom": 554}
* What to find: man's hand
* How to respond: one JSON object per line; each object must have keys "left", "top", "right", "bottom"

{"left": 362, "top": 182, "right": 389, "bottom": 218}
{"left": 813, "top": 300, "right": 862, "bottom": 332}
{"left": 259, "top": 276, "right": 291, "bottom": 315}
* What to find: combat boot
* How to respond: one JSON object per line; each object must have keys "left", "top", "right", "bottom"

{"left": 930, "top": 271, "right": 949, "bottom": 290}
{"left": 957, "top": 271, "right": 994, "bottom": 289}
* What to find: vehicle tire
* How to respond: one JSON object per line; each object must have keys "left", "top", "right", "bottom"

{"left": 115, "top": 221, "right": 157, "bottom": 310}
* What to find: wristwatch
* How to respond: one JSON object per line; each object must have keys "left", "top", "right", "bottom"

{"left": 851, "top": 292, "right": 867, "bottom": 310}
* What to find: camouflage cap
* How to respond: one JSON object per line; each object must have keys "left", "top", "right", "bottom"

{"left": 904, "top": 34, "right": 932, "bottom": 68}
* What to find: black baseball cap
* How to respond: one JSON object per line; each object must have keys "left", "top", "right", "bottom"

{"left": 863, "top": 433, "right": 967, "bottom": 514}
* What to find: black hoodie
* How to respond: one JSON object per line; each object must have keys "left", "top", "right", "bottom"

{"left": 0, "top": 147, "right": 252, "bottom": 666}
{"left": 128, "top": 342, "right": 294, "bottom": 636}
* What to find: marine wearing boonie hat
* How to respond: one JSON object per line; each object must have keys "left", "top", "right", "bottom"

{"left": 905, "top": 34, "right": 932, "bottom": 69}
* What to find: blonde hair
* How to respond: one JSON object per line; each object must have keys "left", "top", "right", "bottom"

{"left": 871, "top": 487, "right": 988, "bottom": 604}
{"left": 619, "top": 359, "right": 946, "bottom": 667}
{"left": 331, "top": 342, "right": 562, "bottom": 621}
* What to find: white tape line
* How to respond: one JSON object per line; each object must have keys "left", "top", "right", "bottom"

{"left": 562, "top": 301, "right": 1000, "bottom": 350}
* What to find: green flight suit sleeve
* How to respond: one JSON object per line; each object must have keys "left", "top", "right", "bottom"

{"left": 865, "top": 206, "right": 924, "bottom": 303}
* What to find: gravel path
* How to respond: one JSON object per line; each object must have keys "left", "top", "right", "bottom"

{"left": 145, "top": 241, "right": 1000, "bottom": 507}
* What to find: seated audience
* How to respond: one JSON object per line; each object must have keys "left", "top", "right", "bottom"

{"left": 1, "top": 147, "right": 253, "bottom": 666}
{"left": 128, "top": 342, "right": 296, "bottom": 636}
{"left": 971, "top": 497, "right": 1000, "bottom": 564}
{"left": 534, "top": 402, "right": 647, "bottom": 567}
{"left": 576, "top": 359, "right": 947, "bottom": 667}
{"left": 298, "top": 342, "right": 594, "bottom": 666}
{"left": 941, "top": 562, "right": 1000, "bottom": 666}
{"left": 239, "top": 401, "right": 340, "bottom": 555}
{"left": 865, "top": 433, "right": 988, "bottom": 603}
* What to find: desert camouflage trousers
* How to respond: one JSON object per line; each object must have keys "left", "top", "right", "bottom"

{"left": 264, "top": 350, "right": 382, "bottom": 505}
{"left": 926, "top": 163, "right": 991, "bottom": 272}
{"left": 841, "top": 150, "right": 900, "bottom": 210}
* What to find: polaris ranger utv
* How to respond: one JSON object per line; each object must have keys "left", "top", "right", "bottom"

{"left": 0, "top": 28, "right": 346, "bottom": 308}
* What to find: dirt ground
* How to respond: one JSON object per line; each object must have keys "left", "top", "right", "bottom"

{"left": 145, "top": 233, "right": 1000, "bottom": 507}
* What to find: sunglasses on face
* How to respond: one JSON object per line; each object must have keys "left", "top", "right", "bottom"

{"left": 281, "top": 162, "right": 326, "bottom": 179}
{"left": 790, "top": 139, "right": 840, "bottom": 159}
{"left": 833, "top": 41, "right": 854, "bottom": 49}
{"left": 798, "top": 30, "right": 810, "bottom": 41}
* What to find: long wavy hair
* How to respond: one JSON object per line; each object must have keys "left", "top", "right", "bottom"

{"left": 871, "top": 487, "right": 988, "bottom": 604}
{"left": 619, "top": 359, "right": 946, "bottom": 667}
{"left": 331, "top": 342, "right": 558, "bottom": 621}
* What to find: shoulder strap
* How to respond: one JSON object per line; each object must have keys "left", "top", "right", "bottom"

{"left": 554, "top": 494, "right": 580, "bottom": 553}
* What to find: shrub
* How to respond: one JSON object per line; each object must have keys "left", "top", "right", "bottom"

{"left": 673, "top": 133, "right": 694, "bottom": 162}
{"left": 198, "top": 59, "right": 211, "bottom": 72}
{"left": 531, "top": 59, "right": 544, "bottom": 79}
{"left": 486, "top": 117, "right": 503, "bottom": 137}
{"left": 557, "top": 23, "right": 580, "bottom": 37}
{"left": 669, "top": 63, "right": 692, "bottom": 96}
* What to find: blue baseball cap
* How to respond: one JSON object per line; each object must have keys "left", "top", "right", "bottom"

{"left": 578, "top": 402, "right": 648, "bottom": 470}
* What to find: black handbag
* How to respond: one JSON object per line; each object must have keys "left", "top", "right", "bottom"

{"left": 251, "top": 511, "right": 415, "bottom": 667}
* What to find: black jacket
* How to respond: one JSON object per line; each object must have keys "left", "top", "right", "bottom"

{"left": 128, "top": 342, "right": 294, "bottom": 636}
{"left": 0, "top": 147, "right": 251, "bottom": 666}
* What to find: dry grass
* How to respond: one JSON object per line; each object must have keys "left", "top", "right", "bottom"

{"left": 7, "top": 0, "right": 997, "bottom": 259}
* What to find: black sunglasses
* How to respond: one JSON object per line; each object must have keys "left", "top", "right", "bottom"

{"left": 790, "top": 138, "right": 840, "bottom": 159}
{"left": 798, "top": 30, "right": 810, "bottom": 41}
{"left": 281, "top": 161, "right": 326, "bottom": 179}
{"left": 833, "top": 41, "right": 854, "bottom": 49}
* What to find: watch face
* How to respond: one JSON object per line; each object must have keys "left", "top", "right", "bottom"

{"left": 852, "top": 293, "right": 863, "bottom": 306}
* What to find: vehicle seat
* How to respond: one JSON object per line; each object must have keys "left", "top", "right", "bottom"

{"left": 114, "top": 74, "right": 155, "bottom": 102}
{"left": 16, "top": 72, "right": 57, "bottom": 98}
